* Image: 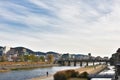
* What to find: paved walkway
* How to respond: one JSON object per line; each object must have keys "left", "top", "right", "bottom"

{"left": 40, "top": 76, "right": 53, "bottom": 80}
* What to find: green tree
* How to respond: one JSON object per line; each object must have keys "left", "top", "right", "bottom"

{"left": 18, "top": 55, "right": 24, "bottom": 62}
{"left": 24, "top": 55, "right": 29, "bottom": 61}
{"left": 39, "top": 56, "right": 45, "bottom": 62}
{"left": 47, "top": 54, "right": 54, "bottom": 64}
{"left": 1, "top": 54, "right": 7, "bottom": 62}
{"left": 28, "top": 54, "right": 36, "bottom": 62}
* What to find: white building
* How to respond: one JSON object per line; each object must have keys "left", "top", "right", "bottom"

{"left": 3, "top": 46, "right": 11, "bottom": 54}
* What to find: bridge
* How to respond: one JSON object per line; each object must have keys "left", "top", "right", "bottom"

{"left": 57, "top": 59, "right": 110, "bottom": 66}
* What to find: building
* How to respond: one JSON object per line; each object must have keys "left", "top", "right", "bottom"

{"left": 74, "top": 54, "right": 88, "bottom": 60}
{"left": 0, "top": 47, "right": 4, "bottom": 56}
{"left": 103, "top": 57, "right": 109, "bottom": 60}
{"left": 111, "top": 48, "right": 120, "bottom": 80}
{"left": 3, "top": 46, "right": 11, "bottom": 54}
{"left": 61, "top": 53, "right": 72, "bottom": 60}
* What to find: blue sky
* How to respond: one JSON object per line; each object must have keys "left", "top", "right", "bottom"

{"left": 0, "top": 0, "right": 120, "bottom": 57}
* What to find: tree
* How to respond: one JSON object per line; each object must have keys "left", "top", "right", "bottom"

{"left": 18, "top": 55, "right": 24, "bottom": 62}
{"left": 28, "top": 54, "right": 37, "bottom": 62}
{"left": 47, "top": 54, "right": 54, "bottom": 64}
{"left": 39, "top": 56, "right": 45, "bottom": 62}
{"left": 1, "top": 54, "right": 7, "bottom": 62}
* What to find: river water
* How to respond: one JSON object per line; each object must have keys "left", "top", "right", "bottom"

{"left": 0, "top": 66, "right": 79, "bottom": 80}
{"left": 0, "top": 63, "right": 114, "bottom": 80}
{"left": 92, "top": 66, "right": 115, "bottom": 80}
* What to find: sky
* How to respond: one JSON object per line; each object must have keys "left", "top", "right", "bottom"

{"left": 0, "top": 0, "right": 120, "bottom": 57}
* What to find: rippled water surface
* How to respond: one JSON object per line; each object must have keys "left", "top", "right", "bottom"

{"left": 92, "top": 66, "right": 114, "bottom": 80}
{"left": 0, "top": 63, "right": 114, "bottom": 80}
{"left": 0, "top": 66, "right": 79, "bottom": 80}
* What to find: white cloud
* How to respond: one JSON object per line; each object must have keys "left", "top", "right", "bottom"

{"left": 0, "top": 0, "right": 120, "bottom": 57}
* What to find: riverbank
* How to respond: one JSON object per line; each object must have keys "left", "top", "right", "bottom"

{"left": 0, "top": 69, "right": 10, "bottom": 72}
{"left": 0, "top": 62, "right": 59, "bottom": 72}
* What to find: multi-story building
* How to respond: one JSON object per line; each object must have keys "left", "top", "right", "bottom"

{"left": 3, "top": 46, "right": 11, "bottom": 54}
{"left": 111, "top": 48, "right": 120, "bottom": 80}
{"left": 61, "top": 53, "right": 72, "bottom": 60}
{"left": 0, "top": 46, "right": 4, "bottom": 56}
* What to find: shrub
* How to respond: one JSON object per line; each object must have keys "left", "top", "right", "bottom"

{"left": 54, "top": 70, "right": 79, "bottom": 80}
{"left": 69, "top": 70, "right": 79, "bottom": 77}
{"left": 78, "top": 72, "right": 88, "bottom": 78}
{"left": 54, "top": 71, "right": 67, "bottom": 80}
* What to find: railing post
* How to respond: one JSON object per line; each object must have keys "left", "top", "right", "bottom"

{"left": 87, "top": 77, "right": 91, "bottom": 80}
{"left": 86, "top": 61, "right": 88, "bottom": 66}
{"left": 93, "top": 61, "right": 94, "bottom": 66}
{"left": 62, "top": 61, "right": 65, "bottom": 66}
{"left": 106, "top": 61, "right": 108, "bottom": 65}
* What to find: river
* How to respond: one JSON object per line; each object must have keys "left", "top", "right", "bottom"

{"left": 0, "top": 66, "right": 79, "bottom": 80}
{"left": 0, "top": 63, "right": 113, "bottom": 80}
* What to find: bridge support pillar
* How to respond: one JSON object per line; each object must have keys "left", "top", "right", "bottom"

{"left": 87, "top": 77, "right": 91, "bottom": 80}
{"left": 86, "top": 61, "right": 88, "bottom": 66}
{"left": 62, "top": 61, "right": 65, "bottom": 66}
{"left": 105, "top": 61, "right": 108, "bottom": 65}
{"left": 80, "top": 61, "right": 82, "bottom": 66}
{"left": 93, "top": 61, "right": 95, "bottom": 66}
{"left": 99, "top": 62, "right": 101, "bottom": 65}
{"left": 74, "top": 61, "right": 76, "bottom": 66}
{"left": 68, "top": 61, "right": 71, "bottom": 66}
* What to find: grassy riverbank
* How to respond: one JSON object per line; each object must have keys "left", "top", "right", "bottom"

{"left": 0, "top": 69, "right": 10, "bottom": 72}
{"left": 0, "top": 62, "right": 59, "bottom": 72}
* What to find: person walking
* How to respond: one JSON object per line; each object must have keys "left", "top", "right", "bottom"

{"left": 46, "top": 71, "right": 48, "bottom": 77}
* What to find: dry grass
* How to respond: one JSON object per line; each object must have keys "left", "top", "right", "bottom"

{"left": 0, "top": 62, "right": 46, "bottom": 66}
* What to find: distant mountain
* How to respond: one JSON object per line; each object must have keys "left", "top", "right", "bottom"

{"left": 6, "top": 46, "right": 47, "bottom": 56}
{"left": 5, "top": 47, "right": 33, "bottom": 55}
{"left": 47, "top": 51, "right": 59, "bottom": 54}
{"left": 0, "top": 46, "right": 91, "bottom": 60}
{"left": 34, "top": 52, "right": 46, "bottom": 56}
{"left": 14, "top": 47, "right": 34, "bottom": 54}
{"left": 46, "top": 51, "right": 60, "bottom": 58}
{"left": 75, "top": 54, "right": 88, "bottom": 56}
